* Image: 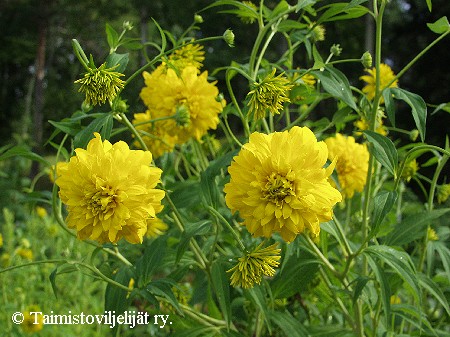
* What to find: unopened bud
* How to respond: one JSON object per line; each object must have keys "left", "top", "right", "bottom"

{"left": 123, "top": 21, "right": 133, "bottom": 31}
{"left": 194, "top": 14, "right": 204, "bottom": 24}
{"left": 330, "top": 44, "right": 342, "bottom": 56}
{"left": 409, "top": 129, "right": 419, "bottom": 141}
{"left": 216, "top": 93, "right": 224, "bottom": 102}
{"left": 361, "top": 51, "right": 372, "bottom": 68}
{"left": 223, "top": 29, "right": 235, "bottom": 47}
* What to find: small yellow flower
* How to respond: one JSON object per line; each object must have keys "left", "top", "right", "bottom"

{"left": 228, "top": 242, "right": 281, "bottom": 289}
{"left": 354, "top": 115, "right": 387, "bottom": 136}
{"left": 74, "top": 63, "right": 125, "bottom": 106}
{"left": 437, "top": 184, "right": 450, "bottom": 204}
{"left": 224, "top": 126, "right": 342, "bottom": 242}
{"left": 127, "top": 278, "right": 135, "bottom": 299}
{"left": 36, "top": 206, "right": 48, "bottom": 218}
{"left": 21, "top": 306, "right": 44, "bottom": 333}
{"left": 401, "top": 159, "right": 419, "bottom": 183}
{"left": 325, "top": 134, "right": 369, "bottom": 199}
{"left": 1, "top": 253, "right": 10, "bottom": 268}
{"left": 55, "top": 133, "right": 165, "bottom": 244}
{"left": 16, "top": 247, "right": 33, "bottom": 261}
{"left": 146, "top": 217, "right": 168, "bottom": 238}
{"left": 360, "top": 63, "right": 398, "bottom": 102}
{"left": 427, "top": 228, "right": 439, "bottom": 241}
{"left": 247, "top": 69, "right": 293, "bottom": 120}
{"left": 163, "top": 43, "right": 205, "bottom": 73}
{"left": 390, "top": 295, "right": 401, "bottom": 305}
{"left": 0, "top": 233, "right": 3, "bottom": 248}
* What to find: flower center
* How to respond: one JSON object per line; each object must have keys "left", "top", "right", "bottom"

{"left": 263, "top": 172, "right": 295, "bottom": 205}
{"left": 87, "top": 184, "right": 118, "bottom": 219}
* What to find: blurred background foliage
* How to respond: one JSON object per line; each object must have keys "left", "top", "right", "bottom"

{"left": 0, "top": 0, "right": 449, "bottom": 192}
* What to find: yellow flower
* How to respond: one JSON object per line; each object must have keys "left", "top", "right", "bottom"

{"left": 247, "top": 69, "right": 293, "bottom": 120}
{"left": 74, "top": 63, "right": 125, "bottom": 106}
{"left": 0, "top": 233, "right": 3, "bottom": 248}
{"left": 390, "top": 295, "right": 401, "bottom": 305}
{"left": 437, "top": 184, "right": 450, "bottom": 204}
{"left": 1, "top": 253, "right": 10, "bottom": 268}
{"left": 360, "top": 63, "right": 398, "bottom": 102}
{"left": 132, "top": 110, "right": 179, "bottom": 158}
{"left": 427, "top": 228, "right": 439, "bottom": 241}
{"left": 324, "top": 134, "right": 369, "bottom": 199}
{"left": 354, "top": 115, "right": 387, "bottom": 136}
{"left": 168, "top": 43, "right": 205, "bottom": 71}
{"left": 55, "top": 133, "right": 165, "bottom": 244}
{"left": 401, "top": 158, "right": 419, "bottom": 183}
{"left": 36, "top": 206, "right": 48, "bottom": 218}
{"left": 146, "top": 217, "right": 168, "bottom": 238}
{"left": 224, "top": 126, "right": 342, "bottom": 242}
{"left": 139, "top": 66, "right": 225, "bottom": 144}
{"left": 228, "top": 242, "right": 281, "bottom": 289}
{"left": 21, "top": 306, "right": 44, "bottom": 333}
{"left": 16, "top": 247, "right": 33, "bottom": 260}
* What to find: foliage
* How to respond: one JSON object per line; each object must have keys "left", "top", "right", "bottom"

{"left": 1, "top": 0, "right": 450, "bottom": 336}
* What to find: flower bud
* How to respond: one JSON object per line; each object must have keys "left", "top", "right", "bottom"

{"left": 330, "top": 44, "right": 342, "bottom": 56}
{"left": 194, "top": 14, "right": 204, "bottom": 24}
{"left": 361, "top": 51, "right": 372, "bottom": 68}
{"left": 223, "top": 29, "right": 235, "bottom": 47}
{"left": 409, "top": 129, "right": 419, "bottom": 141}
{"left": 123, "top": 21, "right": 133, "bottom": 31}
{"left": 175, "top": 104, "right": 191, "bottom": 127}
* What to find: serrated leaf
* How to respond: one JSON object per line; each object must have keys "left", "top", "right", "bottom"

{"left": 136, "top": 237, "right": 166, "bottom": 286}
{"left": 311, "top": 67, "right": 357, "bottom": 111}
{"left": 105, "top": 52, "right": 129, "bottom": 73}
{"left": 384, "top": 208, "right": 450, "bottom": 246}
{"left": 369, "top": 191, "right": 397, "bottom": 239}
{"left": 0, "top": 145, "right": 50, "bottom": 166}
{"left": 418, "top": 273, "right": 450, "bottom": 316}
{"left": 363, "top": 130, "right": 398, "bottom": 177}
{"left": 105, "top": 23, "right": 119, "bottom": 50}
{"left": 211, "top": 261, "right": 231, "bottom": 327}
{"left": 364, "top": 245, "right": 420, "bottom": 304}
{"left": 427, "top": 16, "right": 450, "bottom": 34}
{"left": 389, "top": 88, "right": 427, "bottom": 142}
{"left": 269, "top": 310, "right": 309, "bottom": 337}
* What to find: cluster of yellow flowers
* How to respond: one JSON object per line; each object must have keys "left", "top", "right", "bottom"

{"left": 133, "top": 43, "right": 225, "bottom": 157}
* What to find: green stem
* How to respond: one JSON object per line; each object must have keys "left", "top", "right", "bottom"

{"left": 305, "top": 235, "right": 338, "bottom": 276}
{"left": 207, "top": 206, "right": 246, "bottom": 252}
{"left": 118, "top": 112, "right": 148, "bottom": 151}
{"left": 0, "top": 259, "right": 67, "bottom": 274}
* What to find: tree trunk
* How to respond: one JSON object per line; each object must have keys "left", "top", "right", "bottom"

{"left": 30, "top": 1, "right": 48, "bottom": 178}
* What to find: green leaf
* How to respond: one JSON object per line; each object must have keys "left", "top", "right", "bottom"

{"left": 352, "top": 276, "right": 371, "bottom": 304}
{"left": 105, "top": 267, "right": 134, "bottom": 336}
{"left": 312, "top": 44, "right": 325, "bottom": 69}
{"left": 425, "top": 0, "right": 432, "bottom": 12}
{"left": 431, "top": 102, "right": 450, "bottom": 116}
{"left": 136, "top": 237, "right": 166, "bottom": 286}
{"left": 427, "top": 16, "right": 450, "bottom": 34}
{"left": 73, "top": 113, "right": 112, "bottom": 149}
{"left": 269, "top": 310, "right": 309, "bottom": 337}
{"left": 105, "top": 52, "right": 129, "bottom": 73}
{"left": 418, "top": 273, "right": 450, "bottom": 317}
{"left": 271, "top": 246, "right": 319, "bottom": 299}
{"left": 311, "top": 67, "right": 357, "bottom": 111}
{"left": 321, "top": 220, "right": 348, "bottom": 252}
{"left": 384, "top": 208, "right": 450, "bottom": 246}
{"left": 200, "top": 149, "right": 238, "bottom": 208}
{"left": 388, "top": 88, "right": 427, "bottom": 142}
{"left": 105, "top": 23, "right": 119, "bottom": 50}
{"left": 48, "top": 119, "right": 82, "bottom": 136}
{"left": 247, "top": 286, "right": 271, "bottom": 331}
{"left": 366, "top": 256, "right": 391, "bottom": 328}
{"left": 211, "top": 261, "right": 231, "bottom": 327}
{"left": 382, "top": 88, "right": 396, "bottom": 127}
{"left": 317, "top": 1, "right": 369, "bottom": 24}
{"left": 0, "top": 145, "right": 50, "bottom": 166}
{"left": 151, "top": 18, "right": 167, "bottom": 52}
{"left": 176, "top": 220, "right": 211, "bottom": 263}
{"left": 391, "top": 304, "right": 437, "bottom": 336}
{"left": 363, "top": 130, "right": 398, "bottom": 177}
{"left": 369, "top": 191, "right": 397, "bottom": 239}
{"left": 269, "top": 0, "right": 290, "bottom": 19}
{"left": 147, "top": 279, "right": 182, "bottom": 314}
{"left": 296, "top": 0, "right": 317, "bottom": 12}
{"left": 364, "top": 245, "right": 420, "bottom": 303}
